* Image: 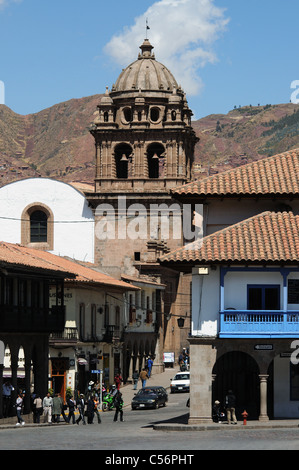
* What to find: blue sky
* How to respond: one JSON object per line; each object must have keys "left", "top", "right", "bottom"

{"left": 0, "top": 0, "right": 298, "bottom": 119}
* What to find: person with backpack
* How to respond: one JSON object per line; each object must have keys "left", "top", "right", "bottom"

{"left": 113, "top": 391, "right": 124, "bottom": 422}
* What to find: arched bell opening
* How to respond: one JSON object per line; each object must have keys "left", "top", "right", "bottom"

{"left": 114, "top": 143, "right": 133, "bottom": 179}
{"left": 147, "top": 143, "right": 165, "bottom": 179}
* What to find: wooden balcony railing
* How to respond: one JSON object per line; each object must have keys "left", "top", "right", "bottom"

{"left": 219, "top": 310, "right": 299, "bottom": 338}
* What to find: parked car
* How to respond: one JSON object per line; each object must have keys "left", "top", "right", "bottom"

{"left": 170, "top": 371, "right": 190, "bottom": 393}
{"left": 131, "top": 386, "right": 168, "bottom": 410}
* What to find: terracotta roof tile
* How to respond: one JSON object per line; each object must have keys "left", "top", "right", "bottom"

{"left": 173, "top": 149, "right": 299, "bottom": 196}
{"left": 159, "top": 211, "right": 299, "bottom": 264}
{"left": 0, "top": 242, "right": 138, "bottom": 290}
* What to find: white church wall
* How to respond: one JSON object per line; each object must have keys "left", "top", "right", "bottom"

{"left": 0, "top": 178, "right": 94, "bottom": 262}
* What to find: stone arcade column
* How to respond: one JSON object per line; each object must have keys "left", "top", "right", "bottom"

{"left": 188, "top": 338, "right": 217, "bottom": 425}
{"left": 259, "top": 374, "right": 269, "bottom": 421}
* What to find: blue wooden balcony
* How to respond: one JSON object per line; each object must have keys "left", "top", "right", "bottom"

{"left": 219, "top": 310, "right": 299, "bottom": 338}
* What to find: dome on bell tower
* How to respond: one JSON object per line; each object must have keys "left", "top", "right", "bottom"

{"left": 111, "top": 39, "right": 180, "bottom": 97}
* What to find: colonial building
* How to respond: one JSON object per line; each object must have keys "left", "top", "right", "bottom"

{"left": 0, "top": 242, "right": 74, "bottom": 418}
{"left": 160, "top": 149, "right": 299, "bottom": 421}
{"left": 85, "top": 39, "right": 199, "bottom": 365}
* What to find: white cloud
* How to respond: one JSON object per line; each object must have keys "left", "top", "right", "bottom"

{"left": 0, "top": 0, "right": 22, "bottom": 9}
{"left": 104, "top": 0, "right": 229, "bottom": 96}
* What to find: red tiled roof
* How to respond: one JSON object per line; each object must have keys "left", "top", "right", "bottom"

{"left": 0, "top": 242, "right": 74, "bottom": 276}
{"left": 0, "top": 242, "right": 139, "bottom": 290}
{"left": 173, "top": 149, "right": 299, "bottom": 197}
{"left": 159, "top": 211, "right": 299, "bottom": 264}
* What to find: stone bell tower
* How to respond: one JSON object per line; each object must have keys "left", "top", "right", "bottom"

{"left": 86, "top": 39, "right": 198, "bottom": 362}
{"left": 90, "top": 39, "right": 197, "bottom": 194}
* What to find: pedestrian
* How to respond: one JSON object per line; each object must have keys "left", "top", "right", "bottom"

{"left": 132, "top": 370, "right": 139, "bottom": 390}
{"left": 2, "top": 381, "right": 14, "bottom": 418}
{"left": 15, "top": 393, "right": 25, "bottom": 426}
{"left": 139, "top": 368, "right": 149, "bottom": 388}
{"left": 114, "top": 373, "right": 123, "bottom": 391}
{"left": 86, "top": 396, "right": 95, "bottom": 424}
{"left": 113, "top": 391, "right": 124, "bottom": 422}
{"left": 33, "top": 394, "right": 43, "bottom": 423}
{"left": 52, "top": 393, "right": 63, "bottom": 423}
{"left": 147, "top": 357, "right": 153, "bottom": 378}
{"left": 43, "top": 392, "right": 53, "bottom": 424}
{"left": 212, "top": 400, "right": 226, "bottom": 423}
{"left": 225, "top": 390, "right": 237, "bottom": 425}
{"left": 76, "top": 393, "right": 86, "bottom": 425}
{"left": 67, "top": 395, "right": 76, "bottom": 424}
{"left": 93, "top": 396, "right": 101, "bottom": 423}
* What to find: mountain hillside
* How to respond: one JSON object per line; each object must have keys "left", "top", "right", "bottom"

{"left": 192, "top": 102, "right": 299, "bottom": 178}
{"left": 0, "top": 97, "right": 299, "bottom": 186}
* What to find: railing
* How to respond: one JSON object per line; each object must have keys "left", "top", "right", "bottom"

{"left": 49, "top": 327, "right": 79, "bottom": 343}
{"left": 0, "top": 305, "right": 65, "bottom": 333}
{"left": 219, "top": 310, "right": 299, "bottom": 338}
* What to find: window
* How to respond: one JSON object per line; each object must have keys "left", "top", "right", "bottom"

{"left": 21, "top": 203, "right": 54, "bottom": 250}
{"left": 150, "top": 107, "right": 160, "bottom": 122}
{"left": 31, "top": 281, "right": 40, "bottom": 308}
{"left": 30, "top": 210, "right": 47, "bottom": 242}
{"left": 247, "top": 285, "right": 280, "bottom": 310}
{"left": 115, "top": 306, "right": 120, "bottom": 335}
{"left": 123, "top": 107, "right": 132, "bottom": 122}
{"left": 79, "top": 303, "right": 85, "bottom": 340}
{"left": 91, "top": 304, "right": 96, "bottom": 339}
{"left": 18, "top": 280, "right": 27, "bottom": 307}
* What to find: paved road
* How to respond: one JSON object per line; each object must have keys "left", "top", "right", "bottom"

{"left": 1, "top": 368, "right": 299, "bottom": 452}
{"left": 1, "top": 388, "right": 299, "bottom": 451}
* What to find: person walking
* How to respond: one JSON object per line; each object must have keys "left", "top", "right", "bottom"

{"left": 33, "top": 394, "right": 43, "bottom": 423}
{"left": 225, "top": 390, "right": 237, "bottom": 425}
{"left": 113, "top": 391, "right": 124, "bottom": 422}
{"left": 147, "top": 357, "right": 153, "bottom": 378}
{"left": 52, "top": 393, "right": 63, "bottom": 423}
{"left": 67, "top": 395, "right": 76, "bottom": 424}
{"left": 15, "top": 393, "right": 25, "bottom": 426}
{"left": 76, "top": 394, "right": 86, "bottom": 425}
{"left": 93, "top": 396, "right": 101, "bottom": 424}
{"left": 114, "top": 373, "right": 123, "bottom": 391}
{"left": 43, "top": 392, "right": 53, "bottom": 424}
{"left": 86, "top": 396, "right": 95, "bottom": 424}
{"left": 139, "top": 368, "right": 149, "bottom": 388}
{"left": 132, "top": 370, "right": 139, "bottom": 390}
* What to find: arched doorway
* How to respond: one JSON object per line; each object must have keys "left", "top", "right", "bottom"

{"left": 212, "top": 351, "right": 260, "bottom": 419}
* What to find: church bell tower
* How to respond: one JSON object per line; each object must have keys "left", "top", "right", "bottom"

{"left": 90, "top": 39, "right": 198, "bottom": 194}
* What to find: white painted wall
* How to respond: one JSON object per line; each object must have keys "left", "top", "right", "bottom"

{"left": 0, "top": 178, "right": 94, "bottom": 262}
{"left": 191, "top": 267, "right": 299, "bottom": 337}
{"left": 192, "top": 267, "right": 220, "bottom": 336}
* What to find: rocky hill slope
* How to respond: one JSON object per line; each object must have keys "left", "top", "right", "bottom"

{"left": 0, "top": 97, "right": 299, "bottom": 186}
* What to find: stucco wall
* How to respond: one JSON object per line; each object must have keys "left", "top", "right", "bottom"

{"left": 0, "top": 178, "right": 94, "bottom": 262}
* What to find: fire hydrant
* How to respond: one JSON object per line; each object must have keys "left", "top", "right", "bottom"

{"left": 241, "top": 410, "right": 248, "bottom": 425}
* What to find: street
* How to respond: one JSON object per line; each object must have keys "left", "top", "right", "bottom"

{"left": 1, "top": 390, "right": 299, "bottom": 452}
